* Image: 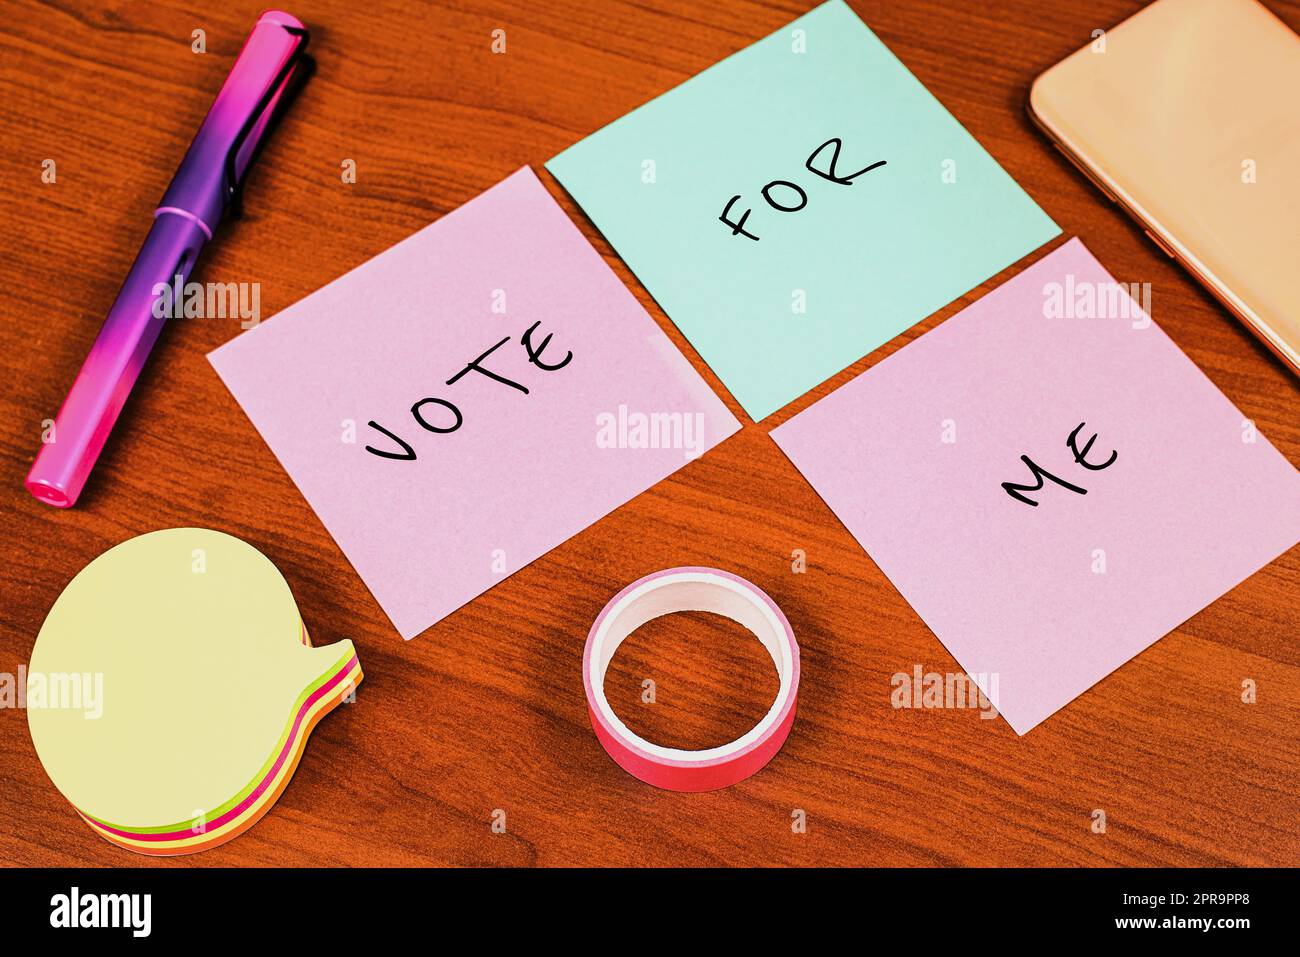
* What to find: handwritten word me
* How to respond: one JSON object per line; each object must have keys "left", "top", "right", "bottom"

{"left": 1002, "top": 421, "right": 1117, "bottom": 508}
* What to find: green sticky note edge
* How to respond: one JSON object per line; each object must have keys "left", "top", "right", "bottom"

{"left": 548, "top": 0, "right": 1060, "bottom": 420}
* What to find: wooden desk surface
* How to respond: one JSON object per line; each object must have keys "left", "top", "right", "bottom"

{"left": 2, "top": 0, "right": 1297, "bottom": 867}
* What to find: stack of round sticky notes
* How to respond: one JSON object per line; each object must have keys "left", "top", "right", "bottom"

{"left": 27, "top": 528, "right": 362, "bottom": 856}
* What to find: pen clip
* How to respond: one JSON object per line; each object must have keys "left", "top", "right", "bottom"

{"left": 157, "top": 12, "right": 312, "bottom": 235}
{"left": 223, "top": 21, "right": 313, "bottom": 220}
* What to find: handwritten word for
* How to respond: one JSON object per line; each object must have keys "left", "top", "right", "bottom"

{"left": 718, "top": 137, "right": 886, "bottom": 242}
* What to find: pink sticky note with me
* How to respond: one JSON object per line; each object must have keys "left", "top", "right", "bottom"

{"left": 771, "top": 238, "right": 1300, "bottom": 734}
{"left": 209, "top": 167, "right": 740, "bottom": 639}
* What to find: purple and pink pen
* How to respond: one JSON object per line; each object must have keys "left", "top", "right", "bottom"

{"left": 25, "top": 11, "right": 309, "bottom": 507}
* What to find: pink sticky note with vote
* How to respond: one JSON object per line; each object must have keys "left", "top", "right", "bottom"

{"left": 210, "top": 168, "right": 739, "bottom": 639}
{"left": 772, "top": 238, "right": 1300, "bottom": 733}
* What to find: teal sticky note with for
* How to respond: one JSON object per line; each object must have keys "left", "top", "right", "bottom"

{"left": 548, "top": 0, "right": 1060, "bottom": 420}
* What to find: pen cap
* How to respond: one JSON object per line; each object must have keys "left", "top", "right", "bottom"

{"left": 158, "top": 11, "right": 308, "bottom": 233}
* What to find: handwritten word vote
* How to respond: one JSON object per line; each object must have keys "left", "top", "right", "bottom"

{"left": 364, "top": 321, "right": 573, "bottom": 462}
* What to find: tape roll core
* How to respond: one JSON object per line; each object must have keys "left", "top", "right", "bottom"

{"left": 583, "top": 567, "right": 799, "bottom": 792}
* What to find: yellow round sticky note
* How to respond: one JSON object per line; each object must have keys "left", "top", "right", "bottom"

{"left": 27, "top": 528, "right": 362, "bottom": 855}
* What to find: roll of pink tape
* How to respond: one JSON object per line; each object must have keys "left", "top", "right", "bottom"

{"left": 583, "top": 567, "right": 800, "bottom": 792}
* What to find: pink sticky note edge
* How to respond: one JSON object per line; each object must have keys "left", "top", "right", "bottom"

{"left": 208, "top": 167, "right": 740, "bottom": 640}
{"left": 772, "top": 238, "right": 1300, "bottom": 734}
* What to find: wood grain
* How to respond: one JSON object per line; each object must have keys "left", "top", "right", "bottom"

{"left": 1, "top": 0, "right": 1297, "bottom": 867}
